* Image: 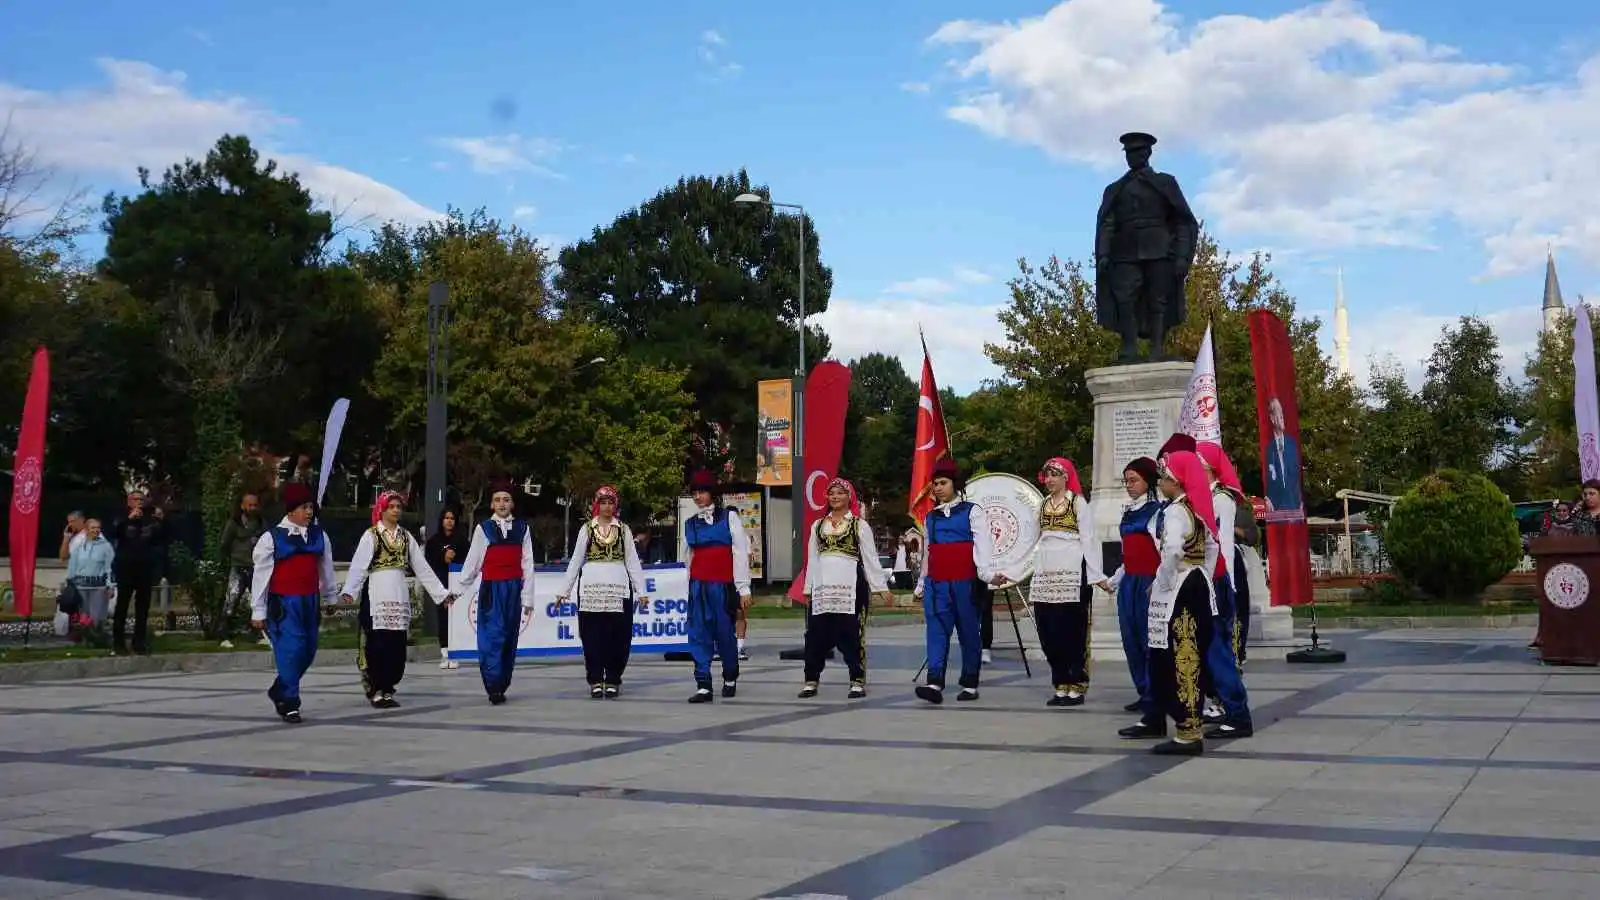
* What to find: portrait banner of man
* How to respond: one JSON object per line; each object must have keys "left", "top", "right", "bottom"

{"left": 1248, "top": 309, "right": 1313, "bottom": 607}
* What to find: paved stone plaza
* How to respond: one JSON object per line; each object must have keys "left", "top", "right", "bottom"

{"left": 0, "top": 620, "right": 1597, "bottom": 899}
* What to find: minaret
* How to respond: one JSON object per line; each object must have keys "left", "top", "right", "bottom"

{"left": 1543, "top": 251, "right": 1565, "bottom": 333}
{"left": 1333, "top": 267, "right": 1351, "bottom": 378}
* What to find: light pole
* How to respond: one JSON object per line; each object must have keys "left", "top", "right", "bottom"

{"left": 734, "top": 191, "right": 807, "bottom": 591}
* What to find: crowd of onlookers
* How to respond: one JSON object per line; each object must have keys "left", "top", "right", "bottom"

{"left": 1540, "top": 479, "right": 1600, "bottom": 537}
{"left": 55, "top": 490, "right": 173, "bottom": 651}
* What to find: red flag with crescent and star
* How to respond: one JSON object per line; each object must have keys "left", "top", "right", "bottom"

{"left": 785, "top": 361, "right": 853, "bottom": 604}
{"left": 908, "top": 334, "right": 951, "bottom": 530}
{"left": 8, "top": 347, "right": 50, "bottom": 619}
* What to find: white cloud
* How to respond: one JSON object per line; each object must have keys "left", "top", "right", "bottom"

{"left": 926, "top": 0, "right": 1600, "bottom": 280}
{"left": 438, "top": 134, "right": 564, "bottom": 178}
{"left": 0, "top": 58, "right": 439, "bottom": 226}
{"left": 512, "top": 204, "right": 537, "bottom": 219}
{"left": 698, "top": 29, "right": 743, "bottom": 78}
{"left": 817, "top": 296, "right": 1005, "bottom": 392}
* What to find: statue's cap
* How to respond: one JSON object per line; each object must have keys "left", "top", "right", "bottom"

{"left": 1119, "top": 132, "right": 1157, "bottom": 150}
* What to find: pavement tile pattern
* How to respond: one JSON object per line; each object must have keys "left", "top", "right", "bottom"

{"left": 0, "top": 623, "right": 1596, "bottom": 899}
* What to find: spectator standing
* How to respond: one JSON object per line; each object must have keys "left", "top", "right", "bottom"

{"left": 218, "top": 493, "right": 266, "bottom": 648}
{"left": 109, "top": 491, "right": 166, "bottom": 655}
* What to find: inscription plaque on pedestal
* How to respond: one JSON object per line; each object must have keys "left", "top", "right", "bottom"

{"left": 1112, "top": 405, "right": 1163, "bottom": 472}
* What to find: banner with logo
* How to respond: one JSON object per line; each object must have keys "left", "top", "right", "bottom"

{"left": 787, "top": 360, "right": 853, "bottom": 603}
{"left": 1248, "top": 309, "right": 1312, "bottom": 606}
{"left": 1180, "top": 323, "right": 1221, "bottom": 444}
{"left": 1574, "top": 305, "right": 1600, "bottom": 481}
{"left": 755, "top": 379, "right": 794, "bottom": 487}
{"left": 444, "top": 563, "right": 689, "bottom": 658}
{"left": 8, "top": 348, "right": 49, "bottom": 618}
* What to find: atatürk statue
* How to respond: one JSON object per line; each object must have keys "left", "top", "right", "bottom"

{"left": 1094, "top": 132, "right": 1199, "bottom": 362}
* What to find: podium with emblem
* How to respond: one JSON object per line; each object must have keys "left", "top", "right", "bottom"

{"left": 1531, "top": 534, "right": 1600, "bottom": 666}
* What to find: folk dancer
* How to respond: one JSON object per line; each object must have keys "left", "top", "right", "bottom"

{"left": 342, "top": 491, "right": 452, "bottom": 708}
{"left": 1106, "top": 457, "right": 1163, "bottom": 716}
{"left": 451, "top": 479, "right": 537, "bottom": 704}
{"left": 800, "top": 478, "right": 893, "bottom": 699}
{"left": 1123, "top": 450, "right": 1218, "bottom": 755}
{"left": 557, "top": 485, "right": 649, "bottom": 699}
{"left": 1195, "top": 441, "right": 1255, "bottom": 739}
{"left": 914, "top": 458, "right": 1002, "bottom": 704}
{"left": 683, "top": 470, "right": 753, "bottom": 703}
{"left": 1017, "top": 457, "right": 1105, "bottom": 707}
{"left": 249, "top": 482, "right": 337, "bottom": 723}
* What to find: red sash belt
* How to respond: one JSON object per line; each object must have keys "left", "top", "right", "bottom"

{"left": 1121, "top": 533, "right": 1159, "bottom": 577}
{"left": 268, "top": 552, "right": 319, "bottom": 595}
{"left": 928, "top": 542, "right": 977, "bottom": 580}
{"left": 483, "top": 543, "right": 523, "bottom": 580}
{"left": 690, "top": 544, "right": 735, "bottom": 582}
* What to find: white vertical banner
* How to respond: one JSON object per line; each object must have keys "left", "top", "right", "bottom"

{"left": 1179, "top": 323, "right": 1222, "bottom": 444}
{"left": 1574, "top": 304, "right": 1600, "bottom": 481}
{"left": 317, "top": 397, "right": 350, "bottom": 507}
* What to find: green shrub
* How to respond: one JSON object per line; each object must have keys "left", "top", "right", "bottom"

{"left": 1356, "top": 574, "right": 1425, "bottom": 606}
{"left": 1385, "top": 469, "right": 1522, "bottom": 600}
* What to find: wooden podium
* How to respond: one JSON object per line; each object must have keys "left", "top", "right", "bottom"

{"left": 1531, "top": 534, "right": 1600, "bottom": 666}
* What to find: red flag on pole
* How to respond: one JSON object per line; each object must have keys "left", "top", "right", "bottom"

{"left": 9, "top": 348, "right": 50, "bottom": 619}
{"left": 786, "top": 361, "right": 853, "bottom": 604}
{"left": 907, "top": 332, "right": 951, "bottom": 529}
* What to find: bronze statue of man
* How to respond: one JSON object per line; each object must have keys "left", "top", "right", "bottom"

{"left": 1094, "top": 132, "right": 1200, "bottom": 362}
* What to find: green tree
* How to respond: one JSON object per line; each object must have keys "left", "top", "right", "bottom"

{"left": 1358, "top": 360, "right": 1433, "bottom": 495}
{"left": 839, "top": 352, "right": 917, "bottom": 510}
{"left": 1417, "top": 316, "right": 1517, "bottom": 473}
{"left": 555, "top": 171, "right": 833, "bottom": 475}
{"left": 1520, "top": 307, "right": 1599, "bottom": 497}
{"left": 364, "top": 210, "right": 694, "bottom": 517}
{"left": 99, "top": 135, "right": 381, "bottom": 547}
{"left": 1385, "top": 469, "right": 1522, "bottom": 599}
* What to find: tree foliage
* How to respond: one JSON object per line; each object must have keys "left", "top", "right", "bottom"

{"left": 360, "top": 210, "right": 694, "bottom": 517}
{"left": 1520, "top": 307, "right": 1599, "bottom": 497}
{"left": 1385, "top": 469, "right": 1522, "bottom": 599}
{"left": 839, "top": 352, "right": 917, "bottom": 512}
{"left": 555, "top": 170, "right": 833, "bottom": 476}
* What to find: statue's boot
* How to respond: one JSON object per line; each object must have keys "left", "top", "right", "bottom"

{"left": 1147, "top": 307, "right": 1167, "bottom": 361}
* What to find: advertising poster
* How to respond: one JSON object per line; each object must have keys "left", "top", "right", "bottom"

{"left": 756, "top": 379, "right": 794, "bottom": 487}
{"left": 1248, "top": 308, "right": 1313, "bottom": 606}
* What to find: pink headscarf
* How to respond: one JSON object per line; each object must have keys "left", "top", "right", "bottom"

{"left": 1161, "top": 451, "right": 1218, "bottom": 540}
{"left": 591, "top": 484, "right": 619, "bottom": 518}
{"left": 1195, "top": 442, "right": 1244, "bottom": 496}
{"left": 825, "top": 477, "right": 863, "bottom": 516}
{"left": 370, "top": 490, "right": 404, "bottom": 526}
{"left": 1038, "top": 457, "right": 1084, "bottom": 495}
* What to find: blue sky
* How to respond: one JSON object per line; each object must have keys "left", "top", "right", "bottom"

{"left": 4, "top": 0, "right": 1599, "bottom": 392}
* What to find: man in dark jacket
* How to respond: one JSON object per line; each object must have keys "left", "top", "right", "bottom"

{"left": 218, "top": 492, "right": 265, "bottom": 648}
{"left": 110, "top": 491, "right": 167, "bottom": 655}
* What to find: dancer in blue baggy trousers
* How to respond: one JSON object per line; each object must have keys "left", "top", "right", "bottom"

{"left": 914, "top": 458, "right": 1002, "bottom": 704}
{"left": 682, "top": 470, "right": 753, "bottom": 703}
{"left": 250, "top": 481, "right": 337, "bottom": 724}
{"left": 1196, "top": 441, "right": 1255, "bottom": 739}
{"left": 450, "top": 478, "right": 536, "bottom": 705}
{"left": 1105, "top": 456, "right": 1163, "bottom": 721}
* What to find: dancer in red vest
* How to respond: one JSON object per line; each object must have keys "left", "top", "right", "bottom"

{"left": 249, "top": 482, "right": 337, "bottom": 723}
{"left": 683, "top": 470, "right": 752, "bottom": 702}
{"left": 451, "top": 479, "right": 536, "bottom": 704}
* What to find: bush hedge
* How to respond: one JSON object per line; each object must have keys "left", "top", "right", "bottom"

{"left": 1385, "top": 469, "right": 1522, "bottom": 600}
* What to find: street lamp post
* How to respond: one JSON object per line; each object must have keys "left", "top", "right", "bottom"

{"left": 733, "top": 192, "right": 807, "bottom": 585}
{"left": 735, "top": 192, "right": 815, "bottom": 662}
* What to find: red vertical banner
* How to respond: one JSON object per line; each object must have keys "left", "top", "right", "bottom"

{"left": 907, "top": 340, "right": 950, "bottom": 527}
{"left": 1247, "top": 310, "right": 1312, "bottom": 606}
{"left": 786, "top": 360, "right": 853, "bottom": 604}
{"left": 9, "top": 348, "right": 51, "bottom": 618}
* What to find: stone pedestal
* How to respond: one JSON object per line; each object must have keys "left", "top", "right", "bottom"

{"left": 1084, "top": 361, "right": 1193, "bottom": 660}
{"left": 1241, "top": 546, "right": 1295, "bottom": 647}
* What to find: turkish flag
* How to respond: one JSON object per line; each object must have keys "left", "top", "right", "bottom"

{"left": 9, "top": 348, "right": 50, "bottom": 618}
{"left": 786, "top": 361, "right": 853, "bottom": 604}
{"left": 907, "top": 341, "right": 950, "bottom": 530}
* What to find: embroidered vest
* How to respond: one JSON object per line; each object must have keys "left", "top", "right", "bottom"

{"left": 369, "top": 526, "right": 410, "bottom": 573}
{"left": 816, "top": 517, "right": 861, "bottom": 558}
{"left": 586, "top": 521, "right": 627, "bottom": 563}
{"left": 1040, "top": 493, "right": 1079, "bottom": 533}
